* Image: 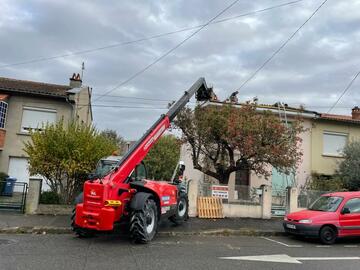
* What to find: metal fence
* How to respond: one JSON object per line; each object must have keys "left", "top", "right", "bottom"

{"left": 0, "top": 181, "right": 28, "bottom": 213}
{"left": 271, "top": 189, "right": 287, "bottom": 216}
{"left": 198, "top": 183, "right": 261, "bottom": 205}
{"left": 297, "top": 189, "right": 329, "bottom": 209}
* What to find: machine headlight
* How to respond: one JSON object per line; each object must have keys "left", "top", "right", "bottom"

{"left": 298, "top": 219, "right": 312, "bottom": 224}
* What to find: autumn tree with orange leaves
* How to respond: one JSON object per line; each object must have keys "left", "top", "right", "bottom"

{"left": 174, "top": 102, "right": 304, "bottom": 184}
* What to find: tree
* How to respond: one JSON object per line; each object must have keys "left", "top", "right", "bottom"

{"left": 174, "top": 102, "right": 304, "bottom": 184}
{"left": 338, "top": 141, "right": 360, "bottom": 190}
{"left": 100, "top": 129, "right": 126, "bottom": 154}
{"left": 143, "top": 135, "right": 181, "bottom": 180}
{"left": 24, "top": 120, "right": 117, "bottom": 204}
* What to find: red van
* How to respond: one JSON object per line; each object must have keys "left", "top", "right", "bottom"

{"left": 283, "top": 191, "right": 360, "bottom": 244}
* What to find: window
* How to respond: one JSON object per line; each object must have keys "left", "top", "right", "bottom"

{"left": 323, "top": 132, "right": 347, "bottom": 156}
{"left": 0, "top": 101, "right": 8, "bottom": 129}
{"left": 308, "top": 196, "right": 343, "bottom": 212}
{"left": 21, "top": 107, "right": 56, "bottom": 132}
{"left": 343, "top": 198, "right": 360, "bottom": 214}
{"left": 135, "top": 163, "right": 147, "bottom": 180}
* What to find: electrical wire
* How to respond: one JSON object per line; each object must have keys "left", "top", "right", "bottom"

{"left": 0, "top": 0, "right": 304, "bottom": 70}
{"left": 93, "top": 0, "right": 242, "bottom": 102}
{"left": 234, "top": 0, "right": 329, "bottom": 92}
{"left": 327, "top": 70, "right": 360, "bottom": 113}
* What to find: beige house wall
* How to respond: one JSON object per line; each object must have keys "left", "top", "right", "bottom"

{"left": 73, "top": 87, "right": 92, "bottom": 125}
{"left": 0, "top": 86, "right": 92, "bottom": 175}
{"left": 311, "top": 120, "right": 360, "bottom": 175}
{"left": 0, "top": 95, "right": 73, "bottom": 173}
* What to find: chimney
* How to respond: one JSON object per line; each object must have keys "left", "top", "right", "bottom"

{"left": 69, "top": 73, "right": 82, "bottom": 88}
{"left": 352, "top": 106, "right": 360, "bottom": 120}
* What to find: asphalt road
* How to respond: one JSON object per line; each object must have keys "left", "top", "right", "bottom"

{"left": 1, "top": 233, "right": 360, "bottom": 270}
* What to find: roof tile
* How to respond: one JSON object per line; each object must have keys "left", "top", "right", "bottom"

{"left": 0, "top": 77, "right": 71, "bottom": 98}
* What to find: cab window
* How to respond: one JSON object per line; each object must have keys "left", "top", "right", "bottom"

{"left": 343, "top": 198, "right": 360, "bottom": 214}
{"left": 129, "top": 162, "right": 147, "bottom": 182}
{"left": 136, "top": 163, "right": 147, "bottom": 180}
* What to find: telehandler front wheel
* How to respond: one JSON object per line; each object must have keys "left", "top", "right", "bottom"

{"left": 129, "top": 198, "right": 158, "bottom": 243}
{"left": 169, "top": 193, "right": 189, "bottom": 225}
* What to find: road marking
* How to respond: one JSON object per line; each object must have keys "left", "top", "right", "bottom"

{"left": 219, "top": 254, "right": 360, "bottom": 264}
{"left": 261, "top": 237, "right": 302, "bottom": 248}
{"left": 225, "top": 244, "right": 241, "bottom": 250}
{"left": 344, "top": 245, "right": 358, "bottom": 248}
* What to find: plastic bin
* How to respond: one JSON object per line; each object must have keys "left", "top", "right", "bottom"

{"left": 2, "top": 177, "right": 17, "bottom": 196}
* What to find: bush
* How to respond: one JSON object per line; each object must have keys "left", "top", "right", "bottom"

{"left": 304, "top": 172, "right": 346, "bottom": 191}
{"left": 0, "top": 172, "right": 8, "bottom": 193}
{"left": 39, "top": 191, "right": 61, "bottom": 204}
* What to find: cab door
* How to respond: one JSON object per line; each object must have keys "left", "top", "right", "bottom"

{"left": 339, "top": 197, "right": 360, "bottom": 236}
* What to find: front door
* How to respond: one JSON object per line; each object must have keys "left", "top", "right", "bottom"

{"left": 339, "top": 197, "right": 360, "bottom": 236}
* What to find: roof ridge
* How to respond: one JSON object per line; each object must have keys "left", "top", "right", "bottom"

{"left": 0, "top": 76, "right": 70, "bottom": 89}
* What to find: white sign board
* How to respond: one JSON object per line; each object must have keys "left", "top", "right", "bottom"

{"left": 211, "top": 185, "right": 229, "bottom": 199}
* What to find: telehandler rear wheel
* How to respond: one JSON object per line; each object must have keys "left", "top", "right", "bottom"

{"left": 71, "top": 208, "right": 95, "bottom": 238}
{"left": 129, "top": 198, "right": 158, "bottom": 243}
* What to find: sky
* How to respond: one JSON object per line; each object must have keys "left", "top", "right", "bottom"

{"left": 1, "top": 0, "right": 359, "bottom": 139}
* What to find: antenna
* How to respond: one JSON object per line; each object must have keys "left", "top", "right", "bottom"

{"left": 81, "top": 62, "right": 85, "bottom": 81}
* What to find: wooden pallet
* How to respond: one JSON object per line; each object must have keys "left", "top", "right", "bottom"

{"left": 197, "top": 197, "right": 224, "bottom": 218}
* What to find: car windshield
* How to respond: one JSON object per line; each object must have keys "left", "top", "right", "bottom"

{"left": 95, "top": 159, "right": 120, "bottom": 178}
{"left": 308, "top": 196, "right": 343, "bottom": 212}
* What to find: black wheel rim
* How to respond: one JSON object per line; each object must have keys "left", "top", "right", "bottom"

{"left": 323, "top": 229, "right": 334, "bottom": 241}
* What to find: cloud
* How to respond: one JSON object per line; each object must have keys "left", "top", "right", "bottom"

{"left": 1, "top": 0, "right": 359, "bottom": 138}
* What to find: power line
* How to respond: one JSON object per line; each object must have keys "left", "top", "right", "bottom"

{"left": 90, "top": 104, "right": 167, "bottom": 109}
{"left": 0, "top": 0, "right": 304, "bottom": 70}
{"left": 327, "top": 70, "right": 360, "bottom": 113}
{"left": 92, "top": 93, "right": 173, "bottom": 102}
{"left": 234, "top": 0, "right": 329, "bottom": 92}
{"left": 93, "top": 0, "right": 242, "bottom": 102}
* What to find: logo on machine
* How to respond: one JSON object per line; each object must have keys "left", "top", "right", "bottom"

{"left": 144, "top": 125, "right": 166, "bottom": 150}
{"left": 90, "top": 190, "right": 97, "bottom": 196}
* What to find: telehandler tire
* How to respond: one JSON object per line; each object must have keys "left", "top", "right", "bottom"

{"left": 169, "top": 193, "right": 189, "bottom": 225}
{"left": 129, "top": 198, "right": 158, "bottom": 243}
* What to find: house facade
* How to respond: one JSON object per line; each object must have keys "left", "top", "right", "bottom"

{"left": 181, "top": 101, "right": 360, "bottom": 213}
{"left": 0, "top": 74, "right": 92, "bottom": 190}
{"left": 311, "top": 108, "right": 360, "bottom": 176}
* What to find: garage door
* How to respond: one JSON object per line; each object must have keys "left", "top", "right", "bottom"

{"left": 8, "top": 157, "right": 50, "bottom": 191}
{"left": 8, "top": 157, "right": 30, "bottom": 192}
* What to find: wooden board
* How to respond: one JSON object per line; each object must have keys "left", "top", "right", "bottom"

{"left": 197, "top": 197, "right": 224, "bottom": 218}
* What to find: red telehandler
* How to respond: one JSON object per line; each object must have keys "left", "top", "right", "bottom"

{"left": 72, "top": 78, "right": 210, "bottom": 243}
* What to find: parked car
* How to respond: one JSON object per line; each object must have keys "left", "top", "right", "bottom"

{"left": 283, "top": 191, "right": 360, "bottom": 244}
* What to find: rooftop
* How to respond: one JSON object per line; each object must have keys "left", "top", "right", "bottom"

{"left": 0, "top": 77, "right": 72, "bottom": 98}
{"left": 319, "top": 113, "right": 360, "bottom": 124}
{"left": 205, "top": 100, "right": 360, "bottom": 124}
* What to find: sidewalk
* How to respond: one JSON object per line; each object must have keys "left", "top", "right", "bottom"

{"left": 0, "top": 211, "right": 284, "bottom": 236}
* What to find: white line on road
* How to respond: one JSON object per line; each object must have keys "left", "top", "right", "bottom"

{"left": 261, "top": 237, "right": 302, "bottom": 248}
{"left": 220, "top": 254, "right": 360, "bottom": 264}
{"left": 344, "top": 245, "right": 358, "bottom": 248}
{"left": 315, "top": 245, "right": 331, "bottom": 248}
{"left": 296, "top": 257, "right": 360, "bottom": 261}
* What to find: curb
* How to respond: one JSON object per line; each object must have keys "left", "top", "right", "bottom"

{"left": 0, "top": 226, "right": 285, "bottom": 236}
